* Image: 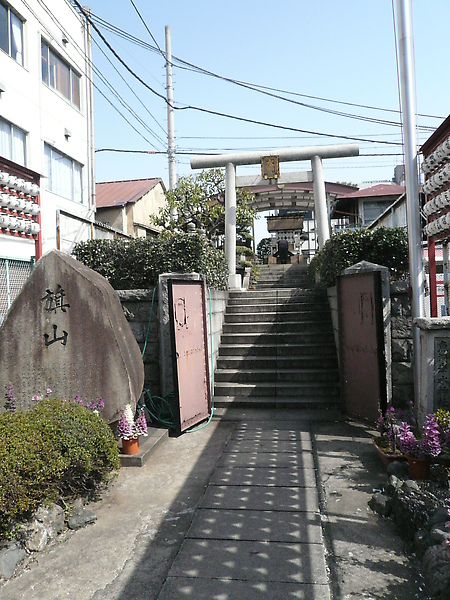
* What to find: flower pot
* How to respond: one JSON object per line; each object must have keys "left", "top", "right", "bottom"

{"left": 122, "top": 437, "right": 140, "bottom": 455}
{"left": 407, "top": 455, "right": 431, "bottom": 480}
{"left": 372, "top": 438, "right": 406, "bottom": 468}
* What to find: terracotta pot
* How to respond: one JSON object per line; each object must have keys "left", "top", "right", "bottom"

{"left": 407, "top": 455, "right": 431, "bottom": 480}
{"left": 122, "top": 437, "right": 140, "bottom": 455}
{"left": 372, "top": 438, "right": 406, "bottom": 468}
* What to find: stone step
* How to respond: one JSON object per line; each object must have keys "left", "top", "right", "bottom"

{"left": 212, "top": 396, "right": 340, "bottom": 409}
{"left": 216, "top": 355, "right": 338, "bottom": 369}
{"left": 222, "top": 321, "right": 332, "bottom": 334}
{"left": 224, "top": 311, "right": 331, "bottom": 324}
{"left": 226, "top": 301, "right": 328, "bottom": 312}
{"left": 213, "top": 381, "right": 340, "bottom": 398}
{"left": 214, "top": 368, "right": 339, "bottom": 384}
{"left": 229, "top": 289, "right": 323, "bottom": 300}
{"left": 218, "top": 342, "right": 338, "bottom": 357}
{"left": 220, "top": 331, "right": 335, "bottom": 345}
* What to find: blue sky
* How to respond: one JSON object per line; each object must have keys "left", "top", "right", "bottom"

{"left": 84, "top": 0, "right": 449, "bottom": 241}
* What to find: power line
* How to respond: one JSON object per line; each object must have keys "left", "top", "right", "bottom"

{"left": 89, "top": 11, "right": 443, "bottom": 125}
{"left": 82, "top": 6, "right": 428, "bottom": 149}
{"left": 33, "top": 0, "right": 166, "bottom": 150}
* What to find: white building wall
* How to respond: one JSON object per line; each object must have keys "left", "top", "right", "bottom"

{"left": 0, "top": 0, "right": 94, "bottom": 258}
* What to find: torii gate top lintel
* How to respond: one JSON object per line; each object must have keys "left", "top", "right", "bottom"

{"left": 190, "top": 144, "right": 359, "bottom": 169}
{"left": 190, "top": 144, "right": 359, "bottom": 289}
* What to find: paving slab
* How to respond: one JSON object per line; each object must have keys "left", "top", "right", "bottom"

{"left": 218, "top": 450, "right": 314, "bottom": 469}
{"left": 224, "top": 438, "right": 313, "bottom": 452}
{"left": 200, "top": 484, "right": 319, "bottom": 512}
{"left": 187, "top": 508, "right": 323, "bottom": 543}
{"left": 231, "top": 428, "right": 313, "bottom": 441}
{"left": 158, "top": 577, "right": 331, "bottom": 600}
{"left": 166, "top": 538, "right": 329, "bottom": 584}
{"left": 210, "top": 466, "right": 317, "bottom": 487}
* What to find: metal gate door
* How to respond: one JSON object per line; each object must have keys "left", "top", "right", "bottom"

{"left": 168, "top": 280, "right": 211, "bottom": 434}
{"left": 337, "top": 270, "right": 387, "bottom": 423}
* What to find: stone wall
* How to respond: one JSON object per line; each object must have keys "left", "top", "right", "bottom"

{"left": 390, "top": 281, "right": 414, "bottom": 406}
{"left": 327, "top": 286, "right": 339, "bottom": 363}
{"left": 207, "top": 289, "right": 229, "bottom": 379}
{"left": 118, "top": 289, "right": 160, "bottom": 397}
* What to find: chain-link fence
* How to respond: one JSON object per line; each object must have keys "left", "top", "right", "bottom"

{"left": 0, "top": 257, "right": 34, "bottom": 325}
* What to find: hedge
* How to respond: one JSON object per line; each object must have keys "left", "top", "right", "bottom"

{"left": 0, "top": 399, "right": 120, "bottom": 536}
{"left": 308, "top": 227, "right": 409, "bottom": 289}
{"left": 72, "top": 232, "right": 229, "bottom": 290}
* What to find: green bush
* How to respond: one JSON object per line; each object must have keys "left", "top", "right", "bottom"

{"left": 0, "top": 399, "right": 119, "bottom": 536}
{"left": 72, "top": 232, "right": 229, "bottom": 290}
{"left": 308, "top": 227, "right": 409, "bottom": 289}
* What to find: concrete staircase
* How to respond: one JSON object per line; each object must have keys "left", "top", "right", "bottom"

{"left": 214, "top": 264, "right": 340, "bottom": 408}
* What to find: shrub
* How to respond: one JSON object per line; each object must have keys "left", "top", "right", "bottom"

{"left": 0, "top": 399, "right": 119, "bottom": 536}
{"left": 308, "top": 227, "right": 409, "bottom": 288}
{"left": 72, "top": 232, "right": 229, "bottom": 290}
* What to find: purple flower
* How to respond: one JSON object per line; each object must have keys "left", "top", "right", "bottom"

{"left": 73, "top": 395, "right": 83, "bottom": 404}
{"left": 421, "top": 414, "right": 441, "bottom": 458}
{"left": 399, "top": 415, "right": 441, "bottom": 458}
{"left": 4, "top": 383, "right": 15, "bottom": 412}
{"left": 116, "top": 409, "right": 134, "bottom": 440}
{"left": 134, "top": 411, "right": 148, "bottom": 437}
{"left": 399, "top": 422, "right": 419, "bottom": 456}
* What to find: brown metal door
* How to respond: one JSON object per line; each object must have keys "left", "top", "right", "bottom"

{"left": 337, "top": 271, "right": 386, "bottom": 423}
{"left": 168, "top": 280, "right": 211, "bottom": 434}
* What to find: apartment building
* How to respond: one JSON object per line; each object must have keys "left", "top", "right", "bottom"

{"left": 0, "top": 0, "right": 94, "bottom": 318}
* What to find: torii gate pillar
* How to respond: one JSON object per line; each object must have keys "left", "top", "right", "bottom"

{"left": 191, "top": 144, "right": 359, "bottom": 288}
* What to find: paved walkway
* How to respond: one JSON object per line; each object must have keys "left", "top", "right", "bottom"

{"left": 1, "top": 407, "right": 424, "bottom": 600}
{"left": 158, "top": 413, "right": 330, "bottom": 600}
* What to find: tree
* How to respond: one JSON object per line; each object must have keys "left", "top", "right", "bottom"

{"left": 150, "top": 169, "right": 258, "bottom": 247}
{"left": 257, "top": 237, "right": 272, "bottom": 261}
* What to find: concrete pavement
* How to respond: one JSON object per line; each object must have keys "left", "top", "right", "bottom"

{"left": 1, "top": 407, "right": 425, "bottom": 599}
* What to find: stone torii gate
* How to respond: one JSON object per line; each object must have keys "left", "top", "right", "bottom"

{"left": 191, "top": 144, "right": 359, "bottom": 288}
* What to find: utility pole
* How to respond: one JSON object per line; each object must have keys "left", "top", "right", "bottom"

{"left": 165, "top": 25, "right": 176, "bottom": 191}
{"left": 396, "top": 0, "right": 425, "bottom": 408}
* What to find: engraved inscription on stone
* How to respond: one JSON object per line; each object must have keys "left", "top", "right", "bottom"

{"left": 434, "top": 337, "right": 450, "bottom": 411}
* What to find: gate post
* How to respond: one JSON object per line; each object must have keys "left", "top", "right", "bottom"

{"left": 337, "top": 261, "right": 392, "bottom": 422}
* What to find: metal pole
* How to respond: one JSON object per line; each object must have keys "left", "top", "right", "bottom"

{"left": 396, "top": 0, "right": 425, "bottom": 408}
{"left": 225, "top": 163, "right": 240, "bottom": 288}
{"left": 443, "top": 242, "right": 449, "bottom": 315}
{"left": 311, "top": 155, "right": 330, "bottom": 249}
{"left": 165, "top": 26, "right": 177, "bottom": 191}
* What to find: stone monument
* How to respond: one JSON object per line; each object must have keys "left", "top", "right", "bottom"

{"left": 0, "top": 249, "right": 144, "bottom": 423}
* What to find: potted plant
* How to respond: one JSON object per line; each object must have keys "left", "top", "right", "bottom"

{"left": 116, "top": 404, "right": 148, "bottom": 455}
{"left": 399, "top": 414, "right": 442, "bottom": 479}
{"left": 373, "top": 406, "right": 407, "bottom": 467}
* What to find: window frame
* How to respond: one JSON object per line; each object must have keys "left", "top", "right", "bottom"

{"left": 43, "top": 143, "right": 83, "bottom": 204}
{"left": 41, "top": 39, "right": 81, "bottom": 109}
{"left": 0, "top": 116, "right": 26, "bottom": 166}
{"left": 0, "top": 0, "right": 24, "bottom": 65}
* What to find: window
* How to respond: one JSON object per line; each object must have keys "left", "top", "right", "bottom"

{"left": 44, "top": 144, "right": 83, "bottom": 203}
{"left": 0, "top": 1, "right": 23, "bottom": 64}
{"left": 41, "top": 39, "right": 80, "bottom": 109}
{"left": 363, "top": 201, "right": 393, "bottom": 225}
{"left": 0, "top": 117, "right": 26, "bottom": 165}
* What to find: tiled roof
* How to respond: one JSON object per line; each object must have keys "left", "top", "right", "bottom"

{"left": 338, "top": 183, "right": 405, "bottom": 199}
{"left": 96, "top": 178, "right": 164, "bottom": 208}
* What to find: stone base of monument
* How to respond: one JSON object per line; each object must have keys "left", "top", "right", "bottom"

{"left": 118, "top": 428, "right": 169, "bottom": 467}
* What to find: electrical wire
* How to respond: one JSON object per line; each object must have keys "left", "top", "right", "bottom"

{"left": 89, "top": 11, "right": 443, "bottom": 125}
{"left": 128, "top": 0, "right": 165, "bottom": 57}
{"left": 80, "top": 5, "right": 436, "bottom": 148}
{"left": 33, "top": 0, "right": 167, "bottom": 150}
